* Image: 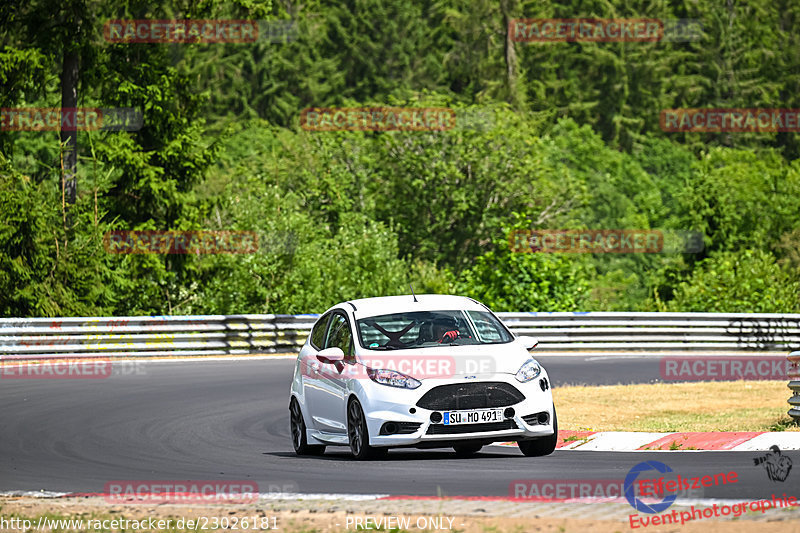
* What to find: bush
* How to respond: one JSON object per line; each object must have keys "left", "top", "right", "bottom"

{"left": 668, "top": 249, "right": 800, "bottom": 312}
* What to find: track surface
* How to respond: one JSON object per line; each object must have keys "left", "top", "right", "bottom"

{"left": 1, "top": 356, "right": 796, "bottom": 499}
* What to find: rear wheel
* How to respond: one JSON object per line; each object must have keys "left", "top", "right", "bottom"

{"left": 289, "top": 398, "right": 325, "bottom": 456}
{"left": 518, "top": 406, "right": 558, "bottom": 457}
{"left": 347, "top": 399, "right": 386, "bottom": 460}
{"left": 453, "top": 443, "right": 483, "bottom": 457}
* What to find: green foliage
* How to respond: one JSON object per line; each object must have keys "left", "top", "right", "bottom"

{"left": 455, "top": 235, "right": 591, "bottom": 312}
{"left": 2, "top": 0, "right": 800, "bottom": 316}
{"left": 668, "top": 249, "right": 800, "bottom": 313}
{"left": 0, "top": 158, "right": 118, "bottom": 316}
{"left": 366, "top": 108, "right": 577, "bottom": 270}
{"left": 681, "top": 148, "right": 800, "bottom": 254}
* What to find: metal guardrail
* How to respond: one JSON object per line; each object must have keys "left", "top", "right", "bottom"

{"left": 789, "top": 351, "right": 800, "bottom": 421}
{"left": 2, "top": 312, "right": 800, "bottom": 359}
{"left": 501, "top": 312, "right": 800, "bottom": 354}
{"left": 2, "top": 311, "right": 799, "bottom": 420}
{"left": 0, "top": 315, "right": 318, "bottom": 358}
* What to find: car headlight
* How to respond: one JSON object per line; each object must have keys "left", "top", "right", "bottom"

{"left": 515, "top": 358, "right": 542, "bottom": 382}
{"left": 367, "top": 367, "right": 421, "bottom": 389}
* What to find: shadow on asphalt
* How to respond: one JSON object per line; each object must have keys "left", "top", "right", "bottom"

{"left": 263, "top": 449, "right": 533, "bottom": 461}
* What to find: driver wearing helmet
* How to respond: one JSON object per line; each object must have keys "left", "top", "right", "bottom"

{"left": 432, "top": 316, "right": 460, "bottom": 343}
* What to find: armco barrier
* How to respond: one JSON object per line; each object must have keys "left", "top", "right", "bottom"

{"left": 1, "top": 312, "right": 799, "bottom": 359}
{"left": 502, "top": 312, "right": 800, "bottom": 354}
{"left": 0, "top": 315, "right": 317, "bottom": 358}
{"left": 790, "top": 351, "right": 800, "bottom": 421}
{"left": 2, "top": 312, "right": 799, "bottom": 419}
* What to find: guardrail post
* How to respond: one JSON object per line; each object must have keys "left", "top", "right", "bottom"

{"left": 789, "top": 351, "right": 800, "bottom": 422}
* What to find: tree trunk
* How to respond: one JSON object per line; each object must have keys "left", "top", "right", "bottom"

{"left": 500, "top": 0, "right": 520, "bottom": 107}
{"left": 60, "top": 49, "right": 79, "bottom": 206}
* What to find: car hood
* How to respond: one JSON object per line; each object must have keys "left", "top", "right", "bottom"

{"left": 356, "top": 341, "right": 537, "bottom": 379}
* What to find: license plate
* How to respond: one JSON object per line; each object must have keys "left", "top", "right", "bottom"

{"left": 442, "top": 408, "right": 505, "bottom": 425}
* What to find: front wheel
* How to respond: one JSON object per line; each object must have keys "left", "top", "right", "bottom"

{"left": 289, "top": 398, "right": 325, "bottom": 456}
{"left": 347, "top": 399, "right": 386, "bottom": 460}
{"left": 518, "top": 406, "right": 558, "bottom": 457}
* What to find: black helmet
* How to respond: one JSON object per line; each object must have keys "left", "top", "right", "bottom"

{"left": 432, "top": 316, "right": 458, "bottom": 330}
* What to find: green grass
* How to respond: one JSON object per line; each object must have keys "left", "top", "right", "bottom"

{"left": 554, "top": 381, "right": 800, "bottom": 432}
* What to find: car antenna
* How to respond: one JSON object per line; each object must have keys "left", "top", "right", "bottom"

{"left": 410, "top": 284, "right": 418, "bottom": 303}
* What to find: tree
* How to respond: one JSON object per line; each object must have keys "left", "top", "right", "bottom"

{"left": 668, "top": 249, "right": 800, "bottom": 312}
{"left": 455, "top": 232, "right": 591, "bottom": 312}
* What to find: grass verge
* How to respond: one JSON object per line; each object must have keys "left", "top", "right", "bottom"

{"left": 552, "top": 380, "right": 799, "bottom": 432}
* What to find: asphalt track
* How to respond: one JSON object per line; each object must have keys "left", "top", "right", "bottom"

{"left": 1, "top": 356, "right": 796, "bottom": 500}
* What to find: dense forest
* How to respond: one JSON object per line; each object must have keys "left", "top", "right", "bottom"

{"left": 1, "top": 0, "right": 799, "bottom": 317}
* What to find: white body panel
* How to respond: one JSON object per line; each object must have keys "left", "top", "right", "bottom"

{"left": 289, "top": 295, "right": 555, "bottom": 449}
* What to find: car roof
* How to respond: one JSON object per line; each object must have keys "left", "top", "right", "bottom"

{"left": 333, "top": 294, "right": 489, "bottom": 318}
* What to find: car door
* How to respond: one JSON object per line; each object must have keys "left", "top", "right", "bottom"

{"left": 305, "top": 312, "right": 353, "bottom": 434}
{"left": 298, "top": 312, "right": 330, "bottom": 431}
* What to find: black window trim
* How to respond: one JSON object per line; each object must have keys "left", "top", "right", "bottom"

{"left": 309, "top": 312, "right": 332, "bottom": 350}
{"left": 324, "top": 310, "right": 356, "bottom": 363}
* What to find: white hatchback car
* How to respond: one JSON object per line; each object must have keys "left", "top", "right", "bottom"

{"left": 289, "top": 294, "right": 557, "bottom": 459}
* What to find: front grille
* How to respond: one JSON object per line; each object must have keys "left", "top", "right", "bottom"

{"left": 522, "top": 411, "right": 549, "bottom": 425}
{"left": 426, "top": 420, "right": 519, "bottom": 435}
{"left": 416, "top": 382, "right": 525, "bottom": 410}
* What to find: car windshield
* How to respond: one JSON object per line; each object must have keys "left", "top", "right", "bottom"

{"left": 356, "top": 310, "right": 514, "bottom": 350}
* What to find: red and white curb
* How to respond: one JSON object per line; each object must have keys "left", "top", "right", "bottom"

{"left": 495, "top": 430, "right": 800, "bottom": 451}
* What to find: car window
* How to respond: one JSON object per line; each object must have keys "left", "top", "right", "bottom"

{"left": 356, "top": 310, "right": 512, "bottom": 349}
{"left": 310, "top": 313, "right": 330, "bottom": 349}
{"left": 358, "top": 318, "right": 422, "bottom": 347}
{"left": 465, "top": 310, "right": 513, "bottom": 343}
{"left": 325, "top": 313, "right": 354, "bottom": 359}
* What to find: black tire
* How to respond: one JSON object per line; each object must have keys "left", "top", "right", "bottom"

{"left": 453, "top": 443, "right": 483, "bottom": 457}
{"left": 347, "top": 398, "right": 385, "bottom": 460}
{"left": 289, "top": 398, "right": 325, "bottom": 456}
{"left": 518, "top": 406, "right": 558, "bottom": 457}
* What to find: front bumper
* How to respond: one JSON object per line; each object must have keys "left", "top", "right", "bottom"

{"left": 359, "top": 373, "right": 555, "bottom": 447}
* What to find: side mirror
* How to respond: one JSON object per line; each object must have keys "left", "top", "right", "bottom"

{"left": 317, "top": 347, "right": 345, "bottom": 364}
{"left": 518, "top": 336, "right": 539, "bottom": 350}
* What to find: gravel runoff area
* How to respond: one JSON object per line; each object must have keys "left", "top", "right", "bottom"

{"left": 2, "top": 495, "right": 800, "bottom": 533}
